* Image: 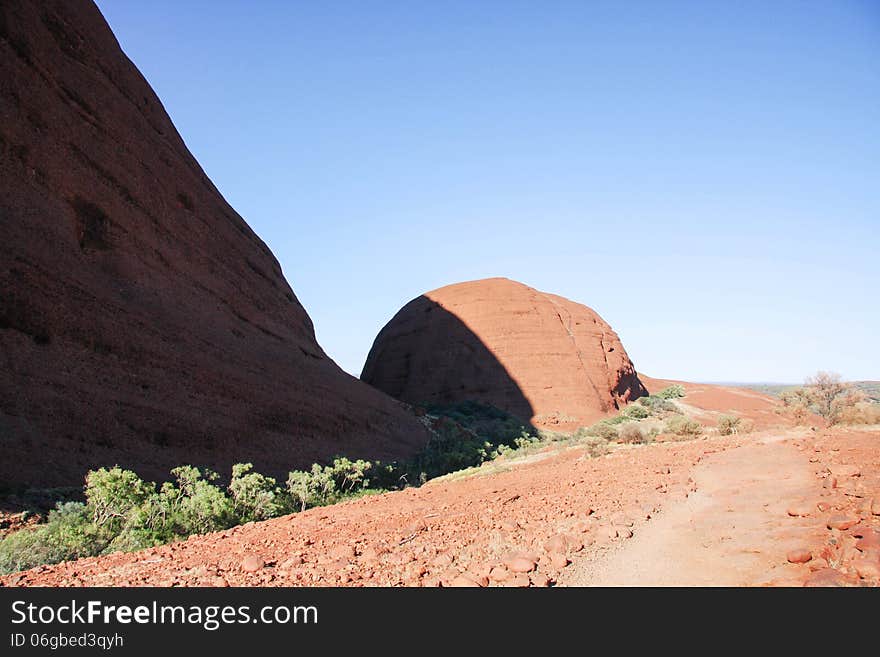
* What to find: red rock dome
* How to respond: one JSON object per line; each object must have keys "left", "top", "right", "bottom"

{"left": 361, "top": 278, "right": 646, "bottom": 429}
{"left": 0, "top": 0, "right": 428, "bottom": 486}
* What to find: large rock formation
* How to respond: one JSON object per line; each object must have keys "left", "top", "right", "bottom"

{"left": 0, "top": 0, "right": 428, "bottom": 487}
{"left": 362, "top": 278, "right": 646, "bottom": 429}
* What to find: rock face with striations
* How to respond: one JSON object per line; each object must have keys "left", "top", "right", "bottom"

{"left": 362, "top": 278, "right": 646, "bottom": 429}
{"left": 0, "top": 0, "right": 428, "bottom": 487}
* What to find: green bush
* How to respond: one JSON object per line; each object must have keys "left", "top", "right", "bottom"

{"left": 577, "top": 422, "right": 619, "bottom": 441}
{"left": 664, "top": 415, "right": 702, "bottom": 436}
{"left": 0, "top": 502, "right": 102, "bottom": 575}
{"left": 229, "top": 463, "right": 288, "bottom": 522}
{"left": 717, "top": 415, "right": 741, "bottom": 436}
{"left": 638, "top": 395, "right": 677, "bottom": 413}
{"left": 656, "top": 385, "right": 686, "bottom": 400}
{"left": 621, "top": 404, "right": 650, "bottom": 420}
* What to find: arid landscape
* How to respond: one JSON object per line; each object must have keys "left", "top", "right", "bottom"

{"left": 1, "top": 0, "right": 878, "bottom": 590}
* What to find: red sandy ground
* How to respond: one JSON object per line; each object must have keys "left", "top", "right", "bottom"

{"left": 2, "top": 385, "right": 877, "bottom": 588}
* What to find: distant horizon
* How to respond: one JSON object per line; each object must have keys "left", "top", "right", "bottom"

{"left": 96, "top": 1, "right": 880, "bottom": 382}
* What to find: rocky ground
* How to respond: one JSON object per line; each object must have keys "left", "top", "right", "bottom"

{"left": 3, "top": 423, "right": 877, "bottom": 587}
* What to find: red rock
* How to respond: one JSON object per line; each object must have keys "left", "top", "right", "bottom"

{"left": 529, "top": 573, "right": 552, "bottom": 587}
{"left": 544, "top": 535, "right": 568, "bottom": 554}
{"left": 330, "top": 545, "right": 356, "bottom": 561}
{"left": 361, "top": 278, "right": 647, "bottom": 430}
{"left": 852, "top": 557, "right": 880, "bottom": 581}
{"left": 280, "top": 555, "right": 304, "bottom": 569}
{"left": 786, "top": 503, "right": 813, "bottom": 518}
{"left": 617, "top": 528, "right": 634, "bottom": 539}
{"left": 827, "top": 514, "right": 859, "bottom": 531}
{"left": 855, "top": 531, "right": 880, "bottom": 552}
{"left": 503, "top": 555, "right": 537, "bottom": 573}
{"left": 816, "top": 502, "right": 832, "bottom": 512}
{"left": 549, "top": 553, "right": 570, "bottom": 569}
{"left": 505, "top": 574, "right": 531, "bottom": 587}
{"left": 488, "top": 566, "right": 510, "bottom": 582}
{"left": 431, "top": 553, "right": 454, "bottom": 568}
{"left": 597, "top": 525, "right": 619, "bottom": 541}
{"left": 786, "top": 549, "right": 812, "bottom": 564}
{"left": 449, "top": 575, "right": 482, "bottom": 587}
{"left": 0, "top": 0, "right": 431, "bottom": 488}
{"left": 872, "top": 498, "right": 880, "bottom": 516}
{"left": 829, "top": 464, "right": 860, "bottom": 478}
{"left": 240, "top": 555, "right": 264, "bottom": 573}
{"left": 803, "top": 569, "right": 849, "bottom": 587}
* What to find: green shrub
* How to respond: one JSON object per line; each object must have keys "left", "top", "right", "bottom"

{"left": 717, "top": 415, "right": 741, "bottom": 436}
{"left": 229, "top": 463, "right": 288, "bottom": 522}
{"left": 85, "top": 467, "right": 153, "bottom": 533}
{"left": 621, "top": 404, "right": 649, "bottom": 420}
{"left": 638, "top": 395, "right": 677, "bottom": 413}
{"left": 0, "top": 502, "right": 102, "bottom": 575}
{"left": 664, "top": 415, "right": 702, "bottom": 436}
{"left": 656, "top": 385, "right": 686, "bottom": 400}
{"left": 577, "top": 423, "right": 619, "bottom": 441}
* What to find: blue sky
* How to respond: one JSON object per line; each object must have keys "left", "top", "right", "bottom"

{"left": 96, "top": 1, "right": 879, "bottom": 382}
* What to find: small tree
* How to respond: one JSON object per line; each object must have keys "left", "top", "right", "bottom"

{"left": 782, "top": 372, "right": 854, "bottom": 424}
{"left": 717, "top": 415, "right": 741, "bottom": 435}
{"left": 805, "top": 372, "right": 847, "bottom": 422}
{"left": 619, "top": 423, "right": 646, "bottom": 444}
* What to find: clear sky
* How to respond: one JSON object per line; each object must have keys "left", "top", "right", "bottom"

{"left": 95, "top": 1, "right": 879, "bottom": 383}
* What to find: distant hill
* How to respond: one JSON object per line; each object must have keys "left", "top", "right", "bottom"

{"left": 731, "top": 381, "right": 880, "bottom": 403}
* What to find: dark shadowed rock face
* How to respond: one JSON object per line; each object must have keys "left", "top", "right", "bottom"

{"left": 0, "top": 0, "right": 427, "bottom": 487}
{"left": 362, "top": 278, "right": 646, "bottom": 430}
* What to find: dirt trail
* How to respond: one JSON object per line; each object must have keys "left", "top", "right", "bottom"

{"left": 563, "top": 435, "right": 826, "bottom": 586}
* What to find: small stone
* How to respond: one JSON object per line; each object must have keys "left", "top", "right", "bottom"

{"left": 803, "top": 568, "right": 849, "bottom": 587}
{"left": 330, "top": 544, "right": 356, "bottom": 561}
{"left": 617, "top": 528, "right": 634, "bottom": 539}
{"left": 240, "top": 554, "right": 264, "bottom": 572}
{"left": 544, "top": 534, "right": 568, "bottom": 554}
{"left": 786, "top": 549, "right": 812, "bottom": 564}
{"left": 872, "top": 498, "right": 880, "bottom": 516}
{"left": 549, "top": 552, "right": 570, "bottom": 569}
{"left": 786, "top": 503, "right": 812, "bottom": 518}
{"left": 855, "top": 531, "right": 880, "bottom": 552}
{"left": 529, "top": 573, "right": 552, "bottom": 587}
{"left": 597, "top": 525, "right": 619, "bottom": 541}
{"left": 827, "top": 514, "right": 859, "bottom": 531}
{"left": 503, "top": 555, "right": 537, "bottom": 573}
{"left": 852, "top": 557, "right": 880, "bottom": 580}
{"left": 449, "top": 575, "right": 482, "bottom": 587}
{"left": 280, "top": 555, "right": 304, "bottom": 569}
{"left": 488, "top": 566, "right": 510, "bottom": 582}
{"left": 505, "top": 573, "right": 531, "bottom": 587}
{"left": 431, "top": 553, "right": 454, "bottom": 568}
{"left": 829, "top": 464, "right": 860, "bottom": 478}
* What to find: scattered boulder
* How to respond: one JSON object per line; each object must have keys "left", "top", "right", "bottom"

{"left": 503, "top": 553, "right": 538, "bottom": 573}
{"left": 786, "top": 549, "right": 812, "bottom": 564}
{"left": 240, "top": 555, "right": 264, "bottom": 573}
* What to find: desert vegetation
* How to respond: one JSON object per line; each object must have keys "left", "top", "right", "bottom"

{"left": 0, "top": 390, "right": 711, "bottom": 575}
{"left": 0, "top": 401, "right": 539, "bottom": 574}
{"left": 780, "top": 371, "right": 880, "bottom": 425}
